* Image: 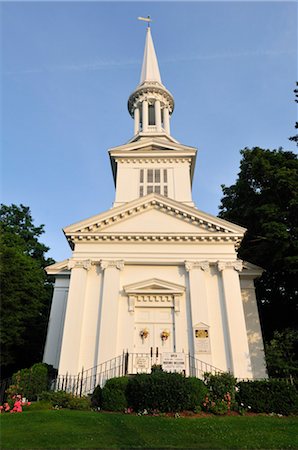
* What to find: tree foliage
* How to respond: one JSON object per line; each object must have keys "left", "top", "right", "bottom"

{"left": 219, "top": 148, "right": 298, "bottom": 343}
{"left": 265, "top": 328, "right": 298, "bottom": 379}
{"left": 0, "top": 204, "right": 54, "bottom": 377}
{"left": 289, "top": 82, "right": 298, "bottom": 145}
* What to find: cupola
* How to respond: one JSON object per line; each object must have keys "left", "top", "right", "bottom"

{"left": 128, "top": 27, "right": 175, "bottom": 138}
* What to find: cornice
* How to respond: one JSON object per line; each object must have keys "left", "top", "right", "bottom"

{"left": 113, "top": 157, "right": 193, "bottom": 164}
{"left": 68, "top": 233, "right": 242, "bottom": 247}
{"left": 128, "top": 82, "right": 174, "bottom": 116}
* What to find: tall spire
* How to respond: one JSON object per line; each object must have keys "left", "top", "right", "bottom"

{"left": 140, "top": 27, "right": 162, "bottom": 84}
{"left": 128, "top": 25, "right": 175, "bottom": 140}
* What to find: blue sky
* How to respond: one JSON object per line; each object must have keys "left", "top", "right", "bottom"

{"left": 2, "top": 1, "right": 297, "bottom": 262}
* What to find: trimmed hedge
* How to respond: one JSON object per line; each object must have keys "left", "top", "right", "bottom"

{"left": 101, "top": 377, "right": 129, "bottom": 411}
{"left": 126, "top": 372, "right": 206, "bottom": 412}
{"left": 184, "top": 377, "right": 208, "bottom": 411}
{"left": 236, "top": 380, "right": 298, "bottom": 415}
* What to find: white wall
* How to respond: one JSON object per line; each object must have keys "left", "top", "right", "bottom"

{"left": 114, "top": 161, "right": 192, "bottom": 205}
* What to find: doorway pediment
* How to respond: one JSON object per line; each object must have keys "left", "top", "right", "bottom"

{"left": 123, "top": 278, "right": 185, "bottom": 295}
{"left": 124, "top": 278, "right": 184, "bottom": 313}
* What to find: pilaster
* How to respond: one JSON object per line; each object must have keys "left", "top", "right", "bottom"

{"left": 134, "top": 107, "right": 140, "bottom": 135}
{"left": 155, "top": 99, "right": 162, "bottom": 131}
{"left": 185, "top": 260, "right": 212, "bottom": 364}
{"left": 163, "top": 107, "right": 170, "bottom": 134}
{"left": 218, "top": 260, "right": 253, "bottom": 379}
{"left": 97, "top": 260, "right": 124, "bottom": 365}
{"left": 58, "top": 260, "right": 91, "bottom": 375}
{"left": 142, "top": 100, "right": 148, "bottom": 132}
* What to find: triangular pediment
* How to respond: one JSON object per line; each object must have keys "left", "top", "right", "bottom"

{"left": 124, "top": 278, "right": 185, "bottom": 295}
{"left": 45, "top": 259, "right": 70, "bottom": 275}
{"left": 109, "top": 137, "right": 197, "bottom": 155}
{"left": 63, "top": 193, "right": 246, "bottom": 248}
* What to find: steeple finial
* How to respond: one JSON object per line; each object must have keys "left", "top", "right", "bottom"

{"left": 138, "top": 16, "right": 152, "bottom": 28}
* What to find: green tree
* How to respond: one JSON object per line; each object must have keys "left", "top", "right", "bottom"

{"left": 265, "top": 328, "right": 298, "bottom": 379}
{"left": 289, "top": 82, "right": 298, "bottom": 146}
{"left": 0, "top": 204, "right": 54, "bottom": 377}
{"left": 219, "top": 148, "right": 298, "bottom": 343}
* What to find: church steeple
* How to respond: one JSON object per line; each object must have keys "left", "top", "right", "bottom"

{"left": 128, "top": 27, "right": 174, "bottom": 139}
{"left": 140, "top": 27, "right": 162, "bottom": 84}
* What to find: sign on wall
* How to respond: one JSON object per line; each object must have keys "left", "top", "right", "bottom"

{"left": 162, "top": 353, "right": 185, "bottom": 373}
{"left": 194, "top": 323, "right": 210, "bottom": 354}
{"left": 134, "top": 356, "right": 149, "bottom": 370}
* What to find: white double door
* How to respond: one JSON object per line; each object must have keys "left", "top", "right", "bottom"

{"left": 134, "top": 307, "right": 175, "bottom": 365}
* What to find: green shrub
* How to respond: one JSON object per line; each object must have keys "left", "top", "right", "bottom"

{"left": 184, "top": 377, "right": 208, "bottom": 411}
{"left": 102, "top": 377, "right": 129, "bottom": 411}
{"left": 127, "top": 372, "right": 198, "bottom": 412}
{"left": 40, "top": 391, "right": 90, "bottom": 410}
{"left": 91, "top": 385, "right": 102, "bottom": 409}
{"left": 211, "top": 400, "right": 229, "bottom": 415}
{"left": 7, "top": 363, "right": 49, "bottom": 401}
{"left": 204, "top": 372, "right": 237, "bottom": 403}
{"left": 236, "top": 379, "right": 298, "bottom": 415}
{"left": 67, "top": 396, "right": 90, "bottom": 410}
{"left": 40, "top": 390, "right": 73, "bottom": 408}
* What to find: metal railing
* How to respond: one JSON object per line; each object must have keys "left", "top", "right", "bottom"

{"left": 51, "top": 352, "right": 128, "bottom": 396}
{"left": 188, "top": 355, "right": 224, "bottom": 379}
{"left": 50, "top": 352, "right": 224, "bottom": 396}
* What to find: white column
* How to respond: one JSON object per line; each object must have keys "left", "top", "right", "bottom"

{"left": 240, "top": 278, "right": 267, "bottom": 379}
{"left": 134, "top": 107, "right": 140, "bottom": 135}
{"left": 155, "top": 100, "right": 162, "bottom": 131}
{"left": 185, "top": 261, "right": 212, "bottom": 364}
{"left": 142, "top": 100, "right": 148, "bottom": 132}
{"left": 163, "top": 107, "right": 170, "bottom": 134}
{"left": 97, "top": 260, "right": 124, "bottom": 364}
{"left": 218, "top": 260, "right": 253, "bottom": 379}
{"left": 43, "top": 279, "right": 69, "bottom": 369}
{"left": 58, "top": 260, "right": 92, "bottom": 375}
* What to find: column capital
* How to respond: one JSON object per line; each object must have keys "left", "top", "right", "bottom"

{"left": 185, "top": 260, "right": 210, "bottom": 272}
{"left": 67, "top": 259, "right": 92, "bottom": 271}
{"left": 217, "top": 260, "right": 243, "bottom": 272}
{"left": 100, "top": 260, "right": 124, "bottom": 271}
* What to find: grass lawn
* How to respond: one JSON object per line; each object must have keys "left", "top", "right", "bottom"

{"left": 1, "top": 409, "right": 297, "bottom": 449}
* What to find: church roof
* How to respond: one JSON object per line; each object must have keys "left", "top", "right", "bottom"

{"left": 62, "top": 192, "right": 246, "bottom": 249}
{"left": 140, "top": 27, "right": 162, "bottom": 84}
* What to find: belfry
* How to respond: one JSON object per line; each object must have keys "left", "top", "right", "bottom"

{"left": 43, "top": 25, "right": 267, "bottom": 383}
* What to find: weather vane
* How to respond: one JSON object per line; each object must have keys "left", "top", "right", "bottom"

{"left": 138, "top": 16, "right": 152, "bottom": 28}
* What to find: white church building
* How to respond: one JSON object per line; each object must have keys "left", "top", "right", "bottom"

{"left": 43, "top": 26, "right": 267, "bottom": 382}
